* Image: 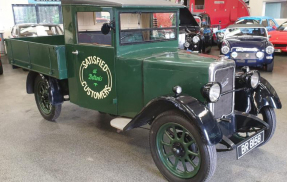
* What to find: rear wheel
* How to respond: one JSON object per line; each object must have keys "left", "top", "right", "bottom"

{"left": 266, "top": 61, "right": 274, "bottom": 72}
{"left": 149, "top": 111, "right": 217, "bottom": 182}
{"left": 34, "top": 75, "right": 61, "bottom": 121}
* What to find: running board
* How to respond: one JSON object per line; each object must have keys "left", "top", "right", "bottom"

{"left": 110, "top": 118, "right": 131, "bottom": 131}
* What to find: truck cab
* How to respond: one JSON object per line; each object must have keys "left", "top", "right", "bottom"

{"left": 62, "top": 0, "right": 211, "bottom": 117}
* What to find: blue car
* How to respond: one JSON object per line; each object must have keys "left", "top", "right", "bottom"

{"left": 221, "top": 24, "right": 275, "bottom": 72}
{"left": 216, "top": 16, "right": 279, "bottom": 48}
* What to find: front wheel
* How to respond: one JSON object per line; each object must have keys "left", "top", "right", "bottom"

{"left": 259, "top": 107, "right": 276, "bottom": 146}
{"left": 34, "top": 75, "right": 61, "bottom": 121}
{"left": 0, "top": 64, "right": 3, "bottom": 75}
{"left": 266, "top": 61, "right": 274, "bottom": 72}
{"left": 149, "top": 111, "right": 217, "bottom": 182}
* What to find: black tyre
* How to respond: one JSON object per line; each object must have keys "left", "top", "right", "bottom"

{"left": 150, "top": 111, "right": 217, "bottom": 182}
{"left": 34, "top": 75, "right": 61, "bottom": 121}
{"left": 266, "top": 61, "right": 274, "bottom": 72}
{"left": 0, "top": 63, "right": 3, "bottom": 75}
{"left": 259, "top": 107, "right": 276, "bottom": 146}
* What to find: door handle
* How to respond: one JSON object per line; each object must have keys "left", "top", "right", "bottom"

{"left": 72, "top": 50, "right": 79, "bottom": 55}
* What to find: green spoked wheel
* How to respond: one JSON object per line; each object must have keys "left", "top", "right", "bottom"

{"left": 34, "top": 75, "right": 61, "bottom": 121}
{"left": 150, "top": 111, "right": 217, "bottom": 182}
{"left": 156, "top": 123, "right": 200, "bottom": 179}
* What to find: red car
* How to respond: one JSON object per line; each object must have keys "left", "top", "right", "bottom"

{"left": 269, "top": 21, "right": 287, "bottom": 53}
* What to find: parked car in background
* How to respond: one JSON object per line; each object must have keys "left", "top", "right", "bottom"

{"left": 179, "top": 9, "right": 212, "bottom": 53}
{"left": 216, "top": 16, "right": 279, "bottom": 48}
{"left": 269, "top": 21, "right": 287, "bottom": 53}
{"left": 221, "top": 24, "right": 275, "bottom": 72}
{"left": 11, "top": 23, "right": 63, "bottom": 38}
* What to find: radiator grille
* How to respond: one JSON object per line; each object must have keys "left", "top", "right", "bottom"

{"left": 235, "top": 52, "right": 257, "bottom": 60}
{"left": 211, "top": 66, "right": 234, "bottom": 119}
{"left": 274, "top": 44, "right": 287, "bottom": 47}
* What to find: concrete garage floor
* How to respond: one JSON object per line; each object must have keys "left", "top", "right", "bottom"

{"left": 0, "top": 47, "right": 286, "bottom": 182}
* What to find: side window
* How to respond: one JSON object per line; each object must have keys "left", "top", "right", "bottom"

{"left": 269, "top": 19, "right": 276, "bottom": 27}
{"left": 262, "top": 19, "right": 268, "bottom": 27}
{"left": 77, "top": 11, "right": 111, "bottom": 46}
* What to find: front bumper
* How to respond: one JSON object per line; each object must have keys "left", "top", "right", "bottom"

{"left": 217, "top": 111, "right": 269, "bottom": 157}
{"left": 274, "top": 47, "right": 287, "bottom": 53}
{"left": 224, "top": 52, "right": 274, "bottom": 67}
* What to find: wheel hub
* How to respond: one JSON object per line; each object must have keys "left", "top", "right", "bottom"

{"left": 172, "top": 142, "right": 185, "bottom": 157}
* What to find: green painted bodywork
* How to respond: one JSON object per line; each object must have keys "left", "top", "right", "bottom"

{"left": 6, "top": 3, "right": 218, "bottom": 118}
{"left": 6, "top": 36, "right": 67, "bottom": 79}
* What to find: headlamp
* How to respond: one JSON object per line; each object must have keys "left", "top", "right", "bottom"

{"left": 201, "top": 82, "right": 222, "bottom": 103}
{"left": 221, "top": 46, "right": 230, "bottom": 54}
{"left": 256, "top": 52, "right": 264, "bottom": 59}
{"left": 193, "top": 36, "right": 200, "bottom": 43}
{"left": 266, "top": 46, "right": 274, "bottom": 54}
{"left": 231, "top": 52, "right": 238, "bottom": 58}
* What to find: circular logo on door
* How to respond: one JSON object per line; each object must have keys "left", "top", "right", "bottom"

{"left": 79, "top": 56, "right": 112, "bottom": 100}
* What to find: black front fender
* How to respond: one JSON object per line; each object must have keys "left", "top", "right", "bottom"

{"left": 123, "top": 96, "right": 222, "bottom": 145}
{"left": 235, "top": 76, "right": 282, "bottom": 114}
{"left": 254, "top": 77, "right": 282, "bottom": 111}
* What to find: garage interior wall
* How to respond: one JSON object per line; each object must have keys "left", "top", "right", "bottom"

{"left": 0, "top": 0, "right": 29, "bottom": 38}
{"left": 249, "top": 0, "right": 287, "bottom": 25}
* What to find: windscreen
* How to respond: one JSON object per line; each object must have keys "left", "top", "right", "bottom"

{"left": 120, "top": 12, "right": 177, "bottom": 45}
{"left": 225, "top": 28, "right": 267, "bottom": 38}
{"left": 235, "top": 19, "right": 260, "bottom": 25}
{"left": 277, "top": 22, "right": 287, "bottom": 31}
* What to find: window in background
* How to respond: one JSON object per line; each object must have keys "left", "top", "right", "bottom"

{"left": 195, "top": 0, "right": 205, "bottom": 9}
{"left": 38, "top": 6, "right": 61, "bottom": 24}
{"left": 265, "top": 2, "right": 287, "bottom": 19}
{"left": 13, "top": 5, "right": 37, "bottom": 24}
{"left": 12, "top": 4, "right": 62, "bottom": 25}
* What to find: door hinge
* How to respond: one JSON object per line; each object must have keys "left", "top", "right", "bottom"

{"left": 113, "top": 98, "right": 117, "bottom": 104}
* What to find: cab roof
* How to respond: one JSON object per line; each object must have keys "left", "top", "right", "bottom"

{"left": 61, "top": 0, "right": 184, "bottom": 8}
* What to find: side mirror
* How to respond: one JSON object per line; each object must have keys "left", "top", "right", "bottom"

{"left": 268, "top": 35, "right": 271, "bottom": 38}
{"left": 101, "top": 23, "right": 111, "bottom": 35}
{"left": 272, "top": 26, "right": 276, "bottom": 30}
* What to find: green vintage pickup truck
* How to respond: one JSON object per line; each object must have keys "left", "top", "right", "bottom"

{"left": 5, "top": 0, "right": 282, "bottom": 181}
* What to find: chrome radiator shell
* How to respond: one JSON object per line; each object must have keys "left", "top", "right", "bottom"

{"left": 209, "top": 59, "right": 236, "bottom": 119}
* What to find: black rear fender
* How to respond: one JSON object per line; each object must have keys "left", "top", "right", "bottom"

{"left": 123, "top": 96, "right": 223, "bottom": 145}
{"left": 26, "top": 71, "right": 38, "bottom": 94}
{"left": 26, "top": 72, "right": 64, "bottom": 105}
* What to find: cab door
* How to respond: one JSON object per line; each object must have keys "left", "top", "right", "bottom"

{"left": 65, "top": 7, "right": 117, "bottom": 115}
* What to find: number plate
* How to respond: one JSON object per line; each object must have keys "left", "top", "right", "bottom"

{"left": 275, "top": 49, "right": 282, "bottom": 53}
{"left": 236, "top": 130, "right": 264, "bottom": 159}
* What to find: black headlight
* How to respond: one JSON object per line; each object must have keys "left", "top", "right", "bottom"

{"left": 240, "top": 67, "right": 260, "bottom": 89}
{"left": 201, "top": 82, "right": 222, "bottom": 103}
{"left": 247, "top": 71, "right": 260, "bottom": 89}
